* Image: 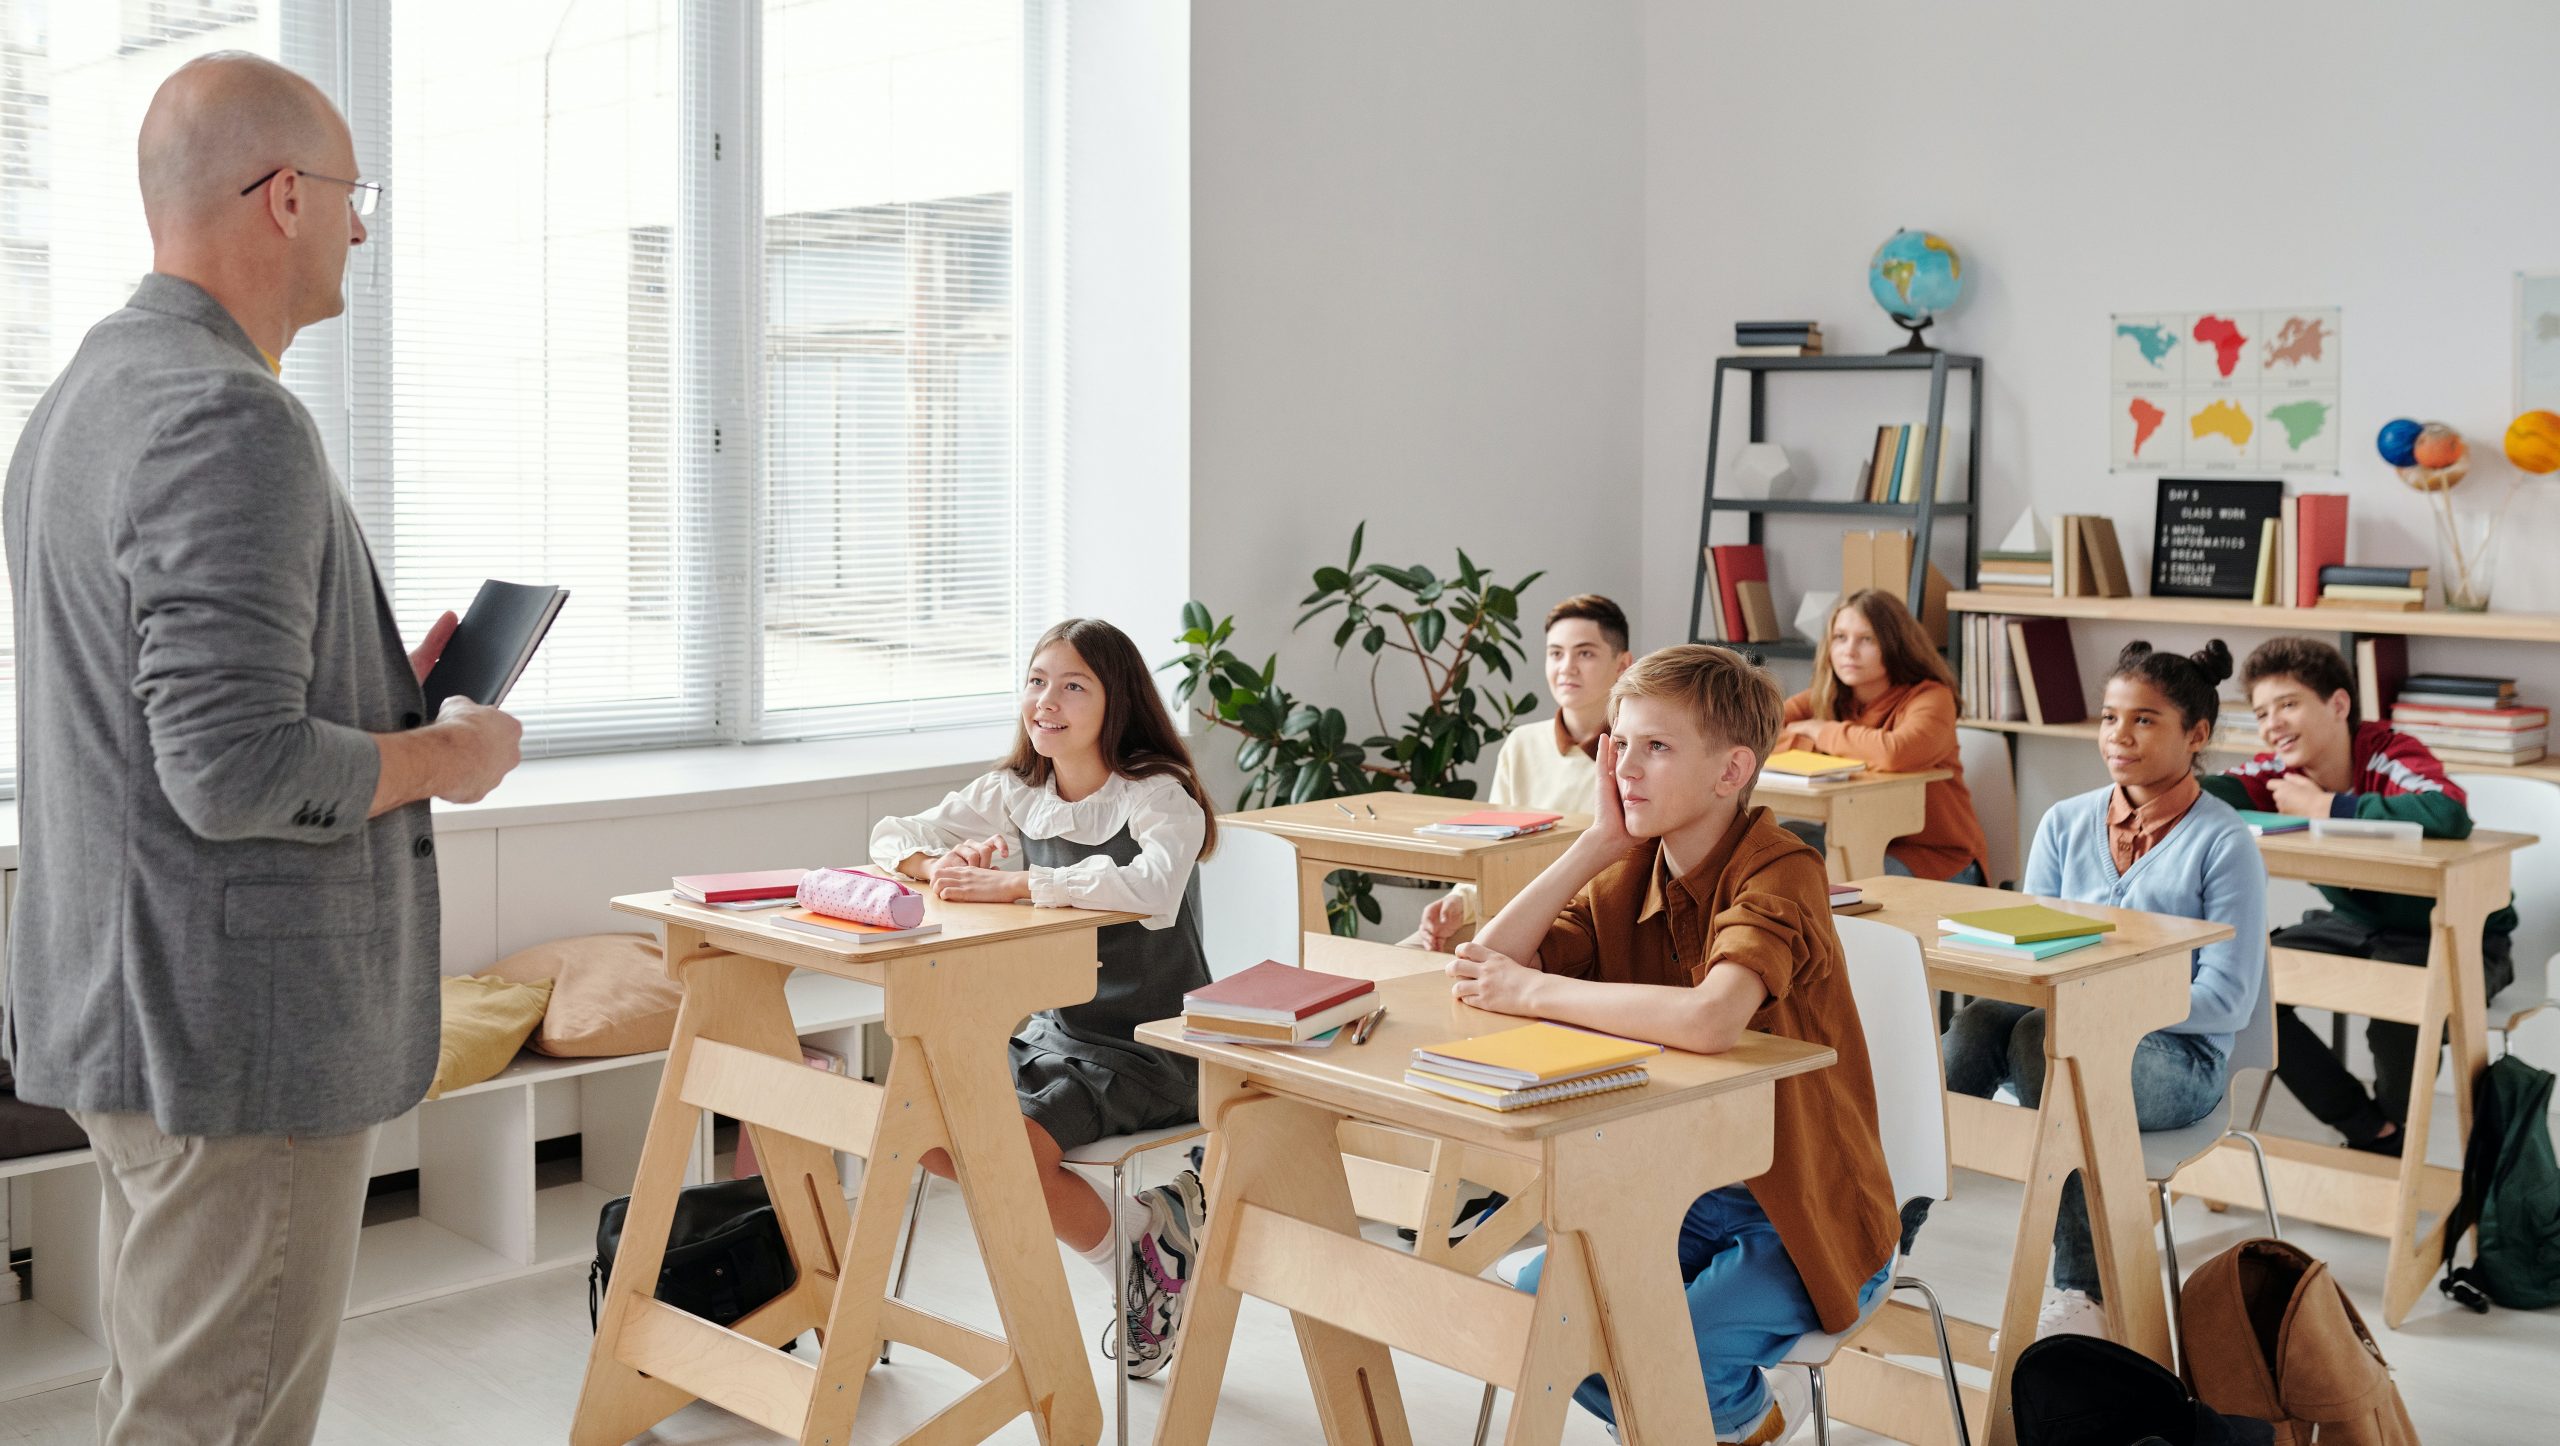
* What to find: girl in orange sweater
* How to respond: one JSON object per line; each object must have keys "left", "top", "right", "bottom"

{"left": 1777, "top": 589, "right": 1991, "bottom": 883}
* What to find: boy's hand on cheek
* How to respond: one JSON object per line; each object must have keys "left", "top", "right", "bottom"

{"left": 1449, "top": 943, "right": 1542, "bottom": 1017}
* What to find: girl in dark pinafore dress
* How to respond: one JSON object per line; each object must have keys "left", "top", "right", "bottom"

{"left": 870, "top": 618, "right": 1217, "bottom": 1378}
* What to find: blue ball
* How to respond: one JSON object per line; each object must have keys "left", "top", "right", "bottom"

{"left": 2377, "top": 417, "right": 2422, "bottom": 467}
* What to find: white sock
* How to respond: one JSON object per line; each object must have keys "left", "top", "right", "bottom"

{"left": 1075, "top": 1188, "right": 1152, "bottom": 1284}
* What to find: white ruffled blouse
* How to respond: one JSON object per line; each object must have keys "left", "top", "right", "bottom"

{"left": 868, "top": 770, "right": 1206, "bottom": 929}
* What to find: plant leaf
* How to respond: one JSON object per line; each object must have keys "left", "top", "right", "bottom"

{"left": 1414, "top": 608, "right": 1446, "bottom": 652}
{"left": 1180, "top": 600, "right": 1210, "bottom": 635}
{"left": 1362, "top": 625, "right": 1386, "bottom": 655}
{"left": 1296, "top": 596, "right": 1346, "bottom": 630}
{"left": 1346, "top": 522, "right": 1365, "bottom": 571}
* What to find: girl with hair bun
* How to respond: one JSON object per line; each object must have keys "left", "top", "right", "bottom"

{"left": 1938, "top": 637, "right": 2267, "bottom": 1344}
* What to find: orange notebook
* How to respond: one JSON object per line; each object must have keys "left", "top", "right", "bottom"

{"left": 768, "top": 907, "right": 940, "bottom": 945}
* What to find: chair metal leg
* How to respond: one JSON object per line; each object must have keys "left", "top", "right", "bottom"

{"left": 1470, "top": 1384, "right": 1499, "bottom": 1446}
{"left": 2231, "top": 1130, "right": 2282, "bottom": 1240}
{"left": 1808, "top": 1364, "right": 1832, "bottom": 1446}
{"left": 2157, "top": 1181, "right": 2185, "bottom": 1370}
{"left": 879, "top": 1169, "right": 932, "bottom": 1365}
{"left": 1112, "top": 1160, "right": 1131, "bottom": 1446}
{"left": 1892, "top": 1275, "right": 1972, "bottom": 1446}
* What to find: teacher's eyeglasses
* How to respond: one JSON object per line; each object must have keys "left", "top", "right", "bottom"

{"left": 239, "top": 167, "right": 382, "bottom": 218}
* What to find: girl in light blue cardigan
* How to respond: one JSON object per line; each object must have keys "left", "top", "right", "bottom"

{"left": 1942, "top": 639, "right": 2266, "bottom": 1344}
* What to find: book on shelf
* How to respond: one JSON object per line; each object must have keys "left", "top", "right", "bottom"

{"left": 2394, "top": 725, "right": 2550, "bottom": 753}
{"left": 2006, "top": 616, "right": 2087, "bottom": 726}
{"left": 1734, "top": 343, "right": 1821, "bottom": 357}
{"left": 2053, "top": 515, "right": 2132, "bottom": 598}
{"left": 2292, "top": 494, "right": 2349, "bottom": 610}
{"left": 2389, "top": 702, "right": 2547, "bottom": 731}
{"left": 2321, "top": 565, "right": 2431, "bottom": 590}
{"left": 2320, "top": 584, "right": 2427, "bottom": 605}
{"left": 1737, "top": 320, "right": 1821, "bottom": 339}
{"left": 2252, "top": 518, "right": 2279, "bottom": 604}
{"left": 1710, "top": 543, "right": 1769, "bottom": 644}
{"left": 1860, "top": 424, "right": 1961, "bottom": 503}
{"left": 1842, "top": 530, "right": 1951, "bottom": 645}
{"left": 1737, "top": 580, "right": 1783, "bottom": 642}
{"left": 2356, "top": 636, "right": 2408, "bottom": 722}
{"left": 2401, "top": 673, "right": 2515, "bottom": 699}
{"left": 2397, "top": 691, "right": 2522, "bottom": 710}
{"left": 1698, "top": 548, "right": 1722, "bottom": 640}
{"left": 2276, "top": 497, "right": 2297, "bottom": 609}
{"left": 2432, "top": 744, "right": 2549, "bottom": 767}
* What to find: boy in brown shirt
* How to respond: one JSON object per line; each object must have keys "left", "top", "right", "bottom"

{"left": 1453, "top": 645, "right": 1899, "bottom": 1444}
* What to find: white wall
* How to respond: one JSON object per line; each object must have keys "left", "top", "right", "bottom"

{"left": 1189, "top": 0, "right": 1644, "bottom": 804}
{"left": 1642, "top": 0, "right": 2560, "bottom": 826}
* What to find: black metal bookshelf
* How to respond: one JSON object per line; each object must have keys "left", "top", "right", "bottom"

{"left": 1690, "top": 351, "right": 1984, "bottom": 663}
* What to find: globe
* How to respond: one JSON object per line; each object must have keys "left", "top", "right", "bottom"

{"left": 1868, "top": 229, "right": 1964, "bottom": 323}
{"left": 2412, "top": 422, "right": 2466, "bottom": 470}
{"left": 2506, "top": 410, "right": 2560, "bottom": 474}
{"left": 2376, "top": 417, "right": 2422, "bottom": 468}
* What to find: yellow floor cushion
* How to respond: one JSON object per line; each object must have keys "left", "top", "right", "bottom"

{"left": 431, "top": 974, "right": 555, "bottom": 1099}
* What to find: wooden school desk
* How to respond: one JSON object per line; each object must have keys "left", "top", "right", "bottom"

{"left": 2170, "top": 827, "right": 2529, "bottom": 1327}
{"left": 1223, "top": 795, "right": 1589, "bottom": 945}
{"left": 1823, "top": 875, "right": 2232, "bottom": 1446}
{"left": 1754, "top": 769, "right": 1950, "bottom": 883}
{"left": 570, "top": 891, "right": 1138, "bottom": 1446}
{"left": 1136, "top": 969, "right": 1835, "bottom": 1446}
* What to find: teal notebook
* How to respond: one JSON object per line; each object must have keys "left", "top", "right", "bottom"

{"left": 1936, "top": 931, "right": 2104, "bottom": 961}
{"left": 2235, "top": 809, "right": 2310, "bottom": 836}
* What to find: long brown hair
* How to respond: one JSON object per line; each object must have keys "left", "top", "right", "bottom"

{"left": 1808, "top": 589, "right": 1958, "bottom": 721}
{"left": 1002, "top": 618, "right": 1219, "bottom": 858}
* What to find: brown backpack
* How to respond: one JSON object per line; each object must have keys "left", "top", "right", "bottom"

{"left": 2178, "top": 1239, "right": 2418, "bottom": 1445}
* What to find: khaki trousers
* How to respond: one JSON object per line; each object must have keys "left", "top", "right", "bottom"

{"left": 73, "top": 1111, "right": 377, "bottom": 1446}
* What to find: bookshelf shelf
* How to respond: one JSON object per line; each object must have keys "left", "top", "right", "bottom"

{"left": 1948, "top": 591, "right": 2560, "bottom": 645}
{"left": 1709, "top": 499, "right": 1977, "bottom": 518}
{"left": 1960, "top": 715, "right": 2560, "bottom": 784}
{"left": 1720, "top": 353, "right": 1985, "bottom": 374}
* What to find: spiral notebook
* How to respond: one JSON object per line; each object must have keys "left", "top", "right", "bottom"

{"left": 1403, "top": 1065, "right": 1650, "bottom": 1112}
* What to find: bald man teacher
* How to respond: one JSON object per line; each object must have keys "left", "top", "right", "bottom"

{"left": 2, "top": 53, "right": 520, "bottom": 1443}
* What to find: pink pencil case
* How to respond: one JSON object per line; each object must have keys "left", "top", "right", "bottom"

{"left": 797, "top": 869, "right": 927, "bottom": 930}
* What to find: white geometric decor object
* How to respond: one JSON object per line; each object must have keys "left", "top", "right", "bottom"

{"left": 1995, "top": 508, "right": 2047, "bottom": 554}
{"left": 1731, "top": 443, "right": 1801, "bottom": 499}
{"left": 1794, "top": 590, "right": 1838, "bottom": 648}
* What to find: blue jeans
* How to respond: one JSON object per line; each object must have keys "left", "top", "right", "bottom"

{"left": 1508, "top": 1185, "right": 1891, "bottom": 1436}
{"left": 1776, "top": 822, "right": 1984, "bottom": 885}
{"left": 1939, "top": 1002, "right": 2226, "bottom": 1298}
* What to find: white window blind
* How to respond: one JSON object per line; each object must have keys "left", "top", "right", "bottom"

{"left": 0, "top": 0, "right": 1063, "bottom": 797}
{"left": 757, "top": 0, "right": 1061, "bottom": 737}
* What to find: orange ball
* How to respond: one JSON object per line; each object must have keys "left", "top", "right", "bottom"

{"left": 2412, "top": 422, "right": 2467, "bottom": 470}
{"left": 2506, "top": 410, "right": 2560, "bottom": 475}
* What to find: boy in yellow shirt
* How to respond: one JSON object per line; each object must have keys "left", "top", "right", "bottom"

{"left": 1454, "top": 645, "right": 1898, "bottom": 1443}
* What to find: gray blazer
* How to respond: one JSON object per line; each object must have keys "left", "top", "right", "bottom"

{"left": 2, "top": 275, "right": 439, "bottom": 1138}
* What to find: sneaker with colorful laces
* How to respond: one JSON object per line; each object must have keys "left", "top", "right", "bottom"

{"left": 1100, "top": 1169, "right": 1206, "bottom": 1379}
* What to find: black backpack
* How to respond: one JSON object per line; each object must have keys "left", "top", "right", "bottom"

{"left": 589, "top": 1177, "right": 798, "bottom": 1336}
{"left": 2440, "top": 1051, "right": 2560, "bottom": 1311}
{"left": 2011, "top": 1335, "right": 2273, "bottom": 1446}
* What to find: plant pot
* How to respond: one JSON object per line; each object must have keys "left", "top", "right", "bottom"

{"left": 2431, "top": 503, "right": 2498, "bottom": 612}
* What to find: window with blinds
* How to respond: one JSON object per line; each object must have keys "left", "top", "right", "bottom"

{"left": 0, "top": 1, "right": 1062, "bottom": 797}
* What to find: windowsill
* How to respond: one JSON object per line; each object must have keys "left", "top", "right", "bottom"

{"left": 0, "top": 724, "right": 1015, "bottom": 869}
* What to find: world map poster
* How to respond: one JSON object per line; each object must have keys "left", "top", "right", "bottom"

{"left": 2110, "top": 307, "right": 2341, "bottom": 474}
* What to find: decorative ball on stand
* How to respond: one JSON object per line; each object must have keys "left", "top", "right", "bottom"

{"left": 2396, "top": 421, "right": 2470, "bottom": 493}
{"left": 1866, "top": 228, "right": 1964, "bottom": 354}
{"left": 2376, "top": 417, "right": 2423, "bottom": 468}
{"left": 2505, "top": 410, "right": 2560, "bottom": 475}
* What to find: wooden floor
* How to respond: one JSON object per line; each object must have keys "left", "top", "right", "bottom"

{"left": 1, "top": 1089, "right": 2555, "bottom": 1444}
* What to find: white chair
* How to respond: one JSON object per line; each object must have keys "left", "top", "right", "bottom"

{"left": 2448, "top": 774, "right": 2560, "bottom": 1050}
{"left": 1957, "top": 727, "right": 2020, "bottom": 890}
{"left": 2148, "top": 949, "right": 2280, "bottom": 1356}
{"left": 1470, "top": 917, "right": 1970, "bottom": 1446}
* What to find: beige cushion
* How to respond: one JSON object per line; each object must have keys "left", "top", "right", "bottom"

{"left": 482, "top": 933, "right": 712, "bottom": 1059}
{"left": 431, "top": 975, "right": 555, "bottom": 1099}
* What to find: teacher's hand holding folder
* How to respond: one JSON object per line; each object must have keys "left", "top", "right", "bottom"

{"left": 371, "top": 580, "right": 567, "bottom": 813}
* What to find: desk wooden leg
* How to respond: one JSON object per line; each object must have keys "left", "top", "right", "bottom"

{"left": 2053, "top": 971, "right": 2177, "bottom": 1368}
{"left": 1156, "top": 1084, "right": 1414, "bottom": 1446}
{"left": 1984, "top": 1077, "right": 2073, "bottom": 1446}
{"left": 573, "top": 940, "right": 782, "bottom": 1445}
{"left": 1500, "top": 1233, "right": 1603, "bottom": 1446}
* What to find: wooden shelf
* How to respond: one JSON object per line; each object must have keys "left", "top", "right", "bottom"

{"left": 1948, "top": 591, "right": 2560, "bottom": 644}
{"left": 1963, "top": 716, "right": 2560, "bottom": 784}
{"left": 0, "top": 1147, "right": 90, "bottom": 1183}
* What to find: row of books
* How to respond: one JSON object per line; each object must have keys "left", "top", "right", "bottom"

{"left": 1958, "top": 614, "right": 2082, "bottom": 726}
{"left": 1976, "top": 513, "right": 2132, "bottom": 599}
{"left": 1855, "top": 424, "right": 1961, "bottom": 504}
{"left": 1702, "top": 543, "right": 1784, "bottom": 643}
{"left": 2389, "top": 673, "right": 2547, "bottom": 765}
{"left": 1937, "top": 903, "right": 2115, "bottom": 962}
{"left": 2318, "top": 565, "right": 2430, "bottom": 612}
{"left": 1733, "top": 319, "right": 1822, "bottom": 356}
{"left": 2257, "top": 493, "right": 2349, "bottom": 609}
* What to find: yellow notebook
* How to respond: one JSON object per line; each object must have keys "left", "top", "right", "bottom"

{"left": 1761, "top": 749, "right": 1869, "bottom": 778}
{"left": 1411, "top": 1023, "right": 1661, "bottom": 1089}
{"left": 1938, "top": 903, "right": 2117, "bottom": 946}
{"left": 1405, "top": 1065, "right": 1650, "bottom": 1112}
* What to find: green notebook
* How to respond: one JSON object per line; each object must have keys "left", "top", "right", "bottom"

{"left": 1937, "top": 903, "right": 2116, "bottom": 946}
{"left": 2234, "top": 809, "right": 2310, "bottom": 836}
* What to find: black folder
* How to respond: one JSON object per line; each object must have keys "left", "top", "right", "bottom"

{"left": 420, "top": 580, "right": 569, "bottom": 716}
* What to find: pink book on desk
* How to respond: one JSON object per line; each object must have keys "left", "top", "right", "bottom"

{"left": 673, "top": 868, "right": 807, "bottom": 903}
{"left": 1183, "top": 960, "right": 1374, "bottom": 1025}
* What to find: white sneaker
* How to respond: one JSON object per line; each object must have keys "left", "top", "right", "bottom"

{"left": 1721, "top": 1364, "right": 1812, "bottom": 1444}
{"left": 1989, "top": 1287, "right": 2110, "bottom": 1354}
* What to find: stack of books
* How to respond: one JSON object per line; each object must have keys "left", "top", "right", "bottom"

{"left": 2317, "top": 565, "right": 2429, "bottom": 612}
{"left": 1977, "top": 549, "right": 2053, "bottom": 596}
{"left": 2233, "top": 810, "right": 2312, "bottom": 836}
{"left": 1405, "top": 1022, "right": 1659, "bottom": 1112}
{"left": 1856, "top": 424, "right": 1959, "bottom": 504}
{"left": 1701, "top": 543, "right": 1781, "bottom": 643}
{"left": 673, "top": 868, "right": 805, "bottom": 911}
{"left": 1937, "top": 904, "right": 2116, "bottom": 962}
{"left": 1417, "top": 810, "right": 1562, "bottom": 840}
{"left": 1183, "top": 961, "right": 1377, "bottom": 1048}
{"left": 1830, "top": 883, "right": 1877, "bottom": 916}
{"left": 2392, "top": 675, "right": 2547, "bottom": 765}
{"left": 1734, "top": 320, "right": 1823, "bottom": 356}
{"left": 1759, "top": 749, "right": 1868, "bottom": 787}
{"left": 2051, "top": 515, "right": 2134, "bottom": 598}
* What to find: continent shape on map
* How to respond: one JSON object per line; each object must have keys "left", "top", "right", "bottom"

{"left": 2117, "top": 323, "right": 2178, "bottom": 368}
{"left": 2192, "top": 315, "right": 2249, "bottom": 377}
{"left": 2191, "top": 398, "right": 2254, "bottom": 447}
{"left": 1882, "top": 259, "right": 1914, "bottom": 302}
{"left": 2264, "top": 317, "right": 2329, "bottom": 369}
{"left": 2267, "top": 398, "right": 2330, "bottom": 451}
{"left": 2128, "top": 397, "right": 2167, "bottom": 456}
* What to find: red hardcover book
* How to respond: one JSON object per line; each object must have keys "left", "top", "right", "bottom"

{"left": 2293, "top": 494, "right": 2349, "bottom": 611}
{"left": 1709, "top": 544, "right": 1767, "bottom": 645}
{"left": 1183, "top": 960, "right": 1375, "bottom": 1026}
{"left": 2004, "top": 617, "right": 2087, "bottom": 725}
{"left": 674, "top": 868, "right": 808, "bottom": 903}
{"left": 2355, "top": 635, "right": 2407, "bottom": 724}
